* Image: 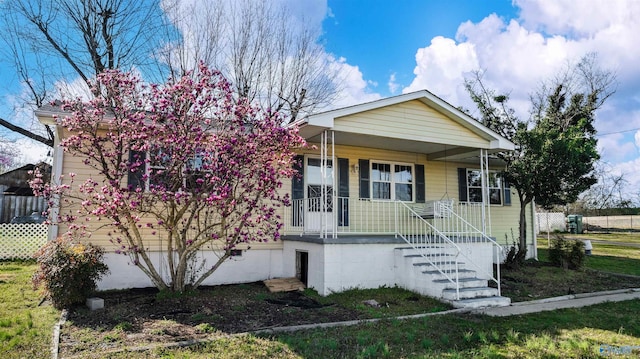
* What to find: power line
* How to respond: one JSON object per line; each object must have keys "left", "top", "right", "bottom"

{"left": 597, "top": 127, "right": 640, "bottom": 137}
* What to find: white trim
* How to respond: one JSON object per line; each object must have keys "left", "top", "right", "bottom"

{"left": 466, "top": 168, "right": 504, "bottom": 206}
{"left": 369, "top": 160, "right": 415, "bottom": 202}
{"left": 48, "top": 127, "right": 64, "bottom": 241}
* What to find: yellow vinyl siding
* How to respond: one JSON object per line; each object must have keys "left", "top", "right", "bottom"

{"left": 332, "top": 100, "right": 489, "bottom": 148}
{"left": 57, "top": 145, "right": 283, "bottom": 251}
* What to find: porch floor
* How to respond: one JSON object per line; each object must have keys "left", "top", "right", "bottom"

{"left": 281, "top": 234, "right": 496, "bottom": 245}
{"left": 281, "top": 234, "right": 403, "bottom": 245}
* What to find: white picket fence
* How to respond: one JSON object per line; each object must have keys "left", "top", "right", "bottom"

{"left": 0, "top": 223, "right": 48, "bottom": 260}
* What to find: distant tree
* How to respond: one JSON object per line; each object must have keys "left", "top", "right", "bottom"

{"left": 574, "top": 163, "right": 630, "bottom": 213}
{"left": 0, "top": 0, "right": 339, "bottom": 149}
{"left": 0, "top": 140, "right": 17, "bottom": 172}
{"left": 0, "top": 0, "right": 167, "bottom": 146}
{"left": 465, "top": 53, "right": 615, "bottom": 253}
{"left": 31, "top": 64, "right": 305, "bottom": 292}
{"left": 159, "top": 0, "right": 339, "bottom": 122}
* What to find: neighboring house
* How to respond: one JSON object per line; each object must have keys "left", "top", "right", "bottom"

{"left": 36, "top": 90, "right": 536, "bottom": 308}
{"left": 0, "top": 163, "right": 50, "bottom": 223}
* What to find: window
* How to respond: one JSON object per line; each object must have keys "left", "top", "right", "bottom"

{"left": 149, "top": 146, "right": 172, "bottom": 189}
{"left": 128, "top": 147, "right": 213, "bottom": 192}
{"left": 467, "top": 169, "right": 502, "bottom": 205}
{"left": 371, "top": 162, "right": 413, "bottom": 201}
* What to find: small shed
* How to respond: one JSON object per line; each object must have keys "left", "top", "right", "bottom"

{"left": 0, "top": 163, "right": 50, "bottom": 223}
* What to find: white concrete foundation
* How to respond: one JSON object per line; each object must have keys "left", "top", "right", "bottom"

{"left": 97, "top": 249, "right": 283, "bottom": 290}
{"left": 95, "top": 237, "right": 498, "bottom": 301}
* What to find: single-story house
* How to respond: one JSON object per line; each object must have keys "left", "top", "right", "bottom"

{"left": 36, "top": 90, "right": 536, "bottom": 308}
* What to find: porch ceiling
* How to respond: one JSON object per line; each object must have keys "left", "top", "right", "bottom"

{"left": 303, "top": 128, "right": 501, "bottom": 163}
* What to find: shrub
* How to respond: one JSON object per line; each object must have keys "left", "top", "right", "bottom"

{"left": 503, "top": 231, "right": 526, "bottom": 269}
{"left": 548, "top": 234, "right": 585, "bottom": 270}
{"left": 32, "top": 237, "right": 109, "bottom": 309}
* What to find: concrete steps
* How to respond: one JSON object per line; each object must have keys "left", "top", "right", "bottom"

{"left": 450, "top": 296, "right": 511, "bottom": 309}
{"left": 395, "top": 247, "right": 510, "bottom": 309}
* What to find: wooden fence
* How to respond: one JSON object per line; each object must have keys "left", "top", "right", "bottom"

{"left": 0, "top": 186, "right": 47, "bottom": 223}
{"left": 0, "top": 223, "right": 48, "bottom": 260}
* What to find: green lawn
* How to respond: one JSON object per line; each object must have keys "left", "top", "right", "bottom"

{"left": 573, "top": 232, "right": 640, "bottom": 245}
{"left": 538, "top": 233, "right": 640, "bottom": 276}
{"left": 0, "top": 261, "right": 60, "bottom": 359}
{"left": 94, "top": 301, "right": 640, "bottom": 358}
{"left": 4, "top": 233, "right": 640, "bottom": 359}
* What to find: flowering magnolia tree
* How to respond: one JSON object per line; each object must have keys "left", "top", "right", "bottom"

{"left": 31, "top": 63, "right": 305, "bottom": 292}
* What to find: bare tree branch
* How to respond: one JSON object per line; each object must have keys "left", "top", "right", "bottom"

{"left": 0, "top": 118, "right": 53, "bottom": 146}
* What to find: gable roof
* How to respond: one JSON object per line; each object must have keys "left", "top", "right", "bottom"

{"left": 292, "top": 90, "right": 515, "bottom": 157}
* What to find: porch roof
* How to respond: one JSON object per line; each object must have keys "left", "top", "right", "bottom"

{"left": 292, "top": 90, "right": 515, "bottom": 162}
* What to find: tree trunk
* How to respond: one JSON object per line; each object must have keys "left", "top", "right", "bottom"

{"left": 519, "top": 196, "right": 531, "bottom": 252}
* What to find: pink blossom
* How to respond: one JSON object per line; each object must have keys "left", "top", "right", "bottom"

{"left": 31, "top": 62, "right": 306, "bottom": 291}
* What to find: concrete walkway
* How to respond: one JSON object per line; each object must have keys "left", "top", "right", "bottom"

{"left": 474, "top": 288, "right": 640, "bottom": 317}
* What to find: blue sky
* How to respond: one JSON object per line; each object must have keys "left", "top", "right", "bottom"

{"left": 317, "top": 0, "right": 640, "bottom": 201}
{"left": 322, "top": 0, "right": 516, "bottom": 95}
{"left": 2, "top": 0, "right": 640, "bottom": 201}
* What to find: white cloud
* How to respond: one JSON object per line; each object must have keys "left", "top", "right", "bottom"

{"left": 515, "top": 0, "right": 636, "bottom": 37}
{"left": 402, "top": 0, "right": 640, "bottom": 201}
{"left": 14, "top": 138, "right": 50, "bottom": 165}
{"left": 53, "top": 76, "right": 92, "bottom": 101}
{"left": 402, "top": 36, "right": 478, "bottom": 106}
{"left": 612, "top": 157, "right": 640, "bottom": 200}
{"left": 635, "top": 130, "right": 640, "bottom": 150}
{"left": 326, "top": 56, "right": 381, "bottom": 109}
{"left": 388, "top": 73, "right": 399, "bottom": 94}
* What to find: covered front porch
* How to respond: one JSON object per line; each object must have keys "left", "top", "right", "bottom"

{"left": 281, "top": 91, "right": 515, "bottom": 306}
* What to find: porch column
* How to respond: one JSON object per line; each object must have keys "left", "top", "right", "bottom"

{"left": 479, "top": 149, "right": 491, "bottom": 235}
{"left": 319, "top": 130, "right": 336, "bottom": 239}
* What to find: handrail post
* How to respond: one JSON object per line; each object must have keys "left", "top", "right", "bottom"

{"left": 496, "top": 245, "right": 501, "bottom": 296}
{"left": 455, "top": 260, "right": 460, "bottom": 300}
{"left": 394, "top": 201, "right": 398, "bottom": 238}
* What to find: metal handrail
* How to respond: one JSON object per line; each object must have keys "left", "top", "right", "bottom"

{"left": 437, "top": 204, "right": 503, "bottom": 296}
{"left": 395, "top": 201, "right": 461, "bottom": 300}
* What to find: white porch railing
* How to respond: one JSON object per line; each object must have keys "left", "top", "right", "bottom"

{"left": 286, "top": 197, "right": 399, "bottom": 235}
{"left": 285, "top": 198, "right": 489, "bottom": 237}
{"left": 284, "top": 198, "right": 504, "bottom": 298}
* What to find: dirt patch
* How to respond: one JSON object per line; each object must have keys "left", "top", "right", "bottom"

{"left": 58, "top": 263, "right": 640, "bottom": 357}
{"left": 59, "top": 283, "right": 365, "bottom": 357}
{"left": 498, "top": 261, "right": 640, "bottom": 302}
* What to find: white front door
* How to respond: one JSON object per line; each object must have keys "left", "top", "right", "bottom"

{"left": 305, "top": 157, "right": 334, "bottom": 233}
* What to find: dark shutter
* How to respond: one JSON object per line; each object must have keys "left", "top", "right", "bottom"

{"left": 128, "top": 150, "right": 146, "bottom": 190}
{"left": 415, "top": 164, "right": 425, "bottom": 203}
{"left": 291, "top": 155, "right": 304, "bottom": 226}
{"left": 337, "top": 158, "right": 349, "bottom": 226}
{"left": 458, "top": 168, "right": 468, "bottom": 202}
{"left": 503, "top": 179, "right": 511, "bottom": 206}
{"left": 358, "top": 159, "right": 370, "bottom": 199}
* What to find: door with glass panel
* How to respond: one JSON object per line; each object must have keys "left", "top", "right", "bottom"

{"left": 305, "top": 157, "right": 334, "bottom": 233}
